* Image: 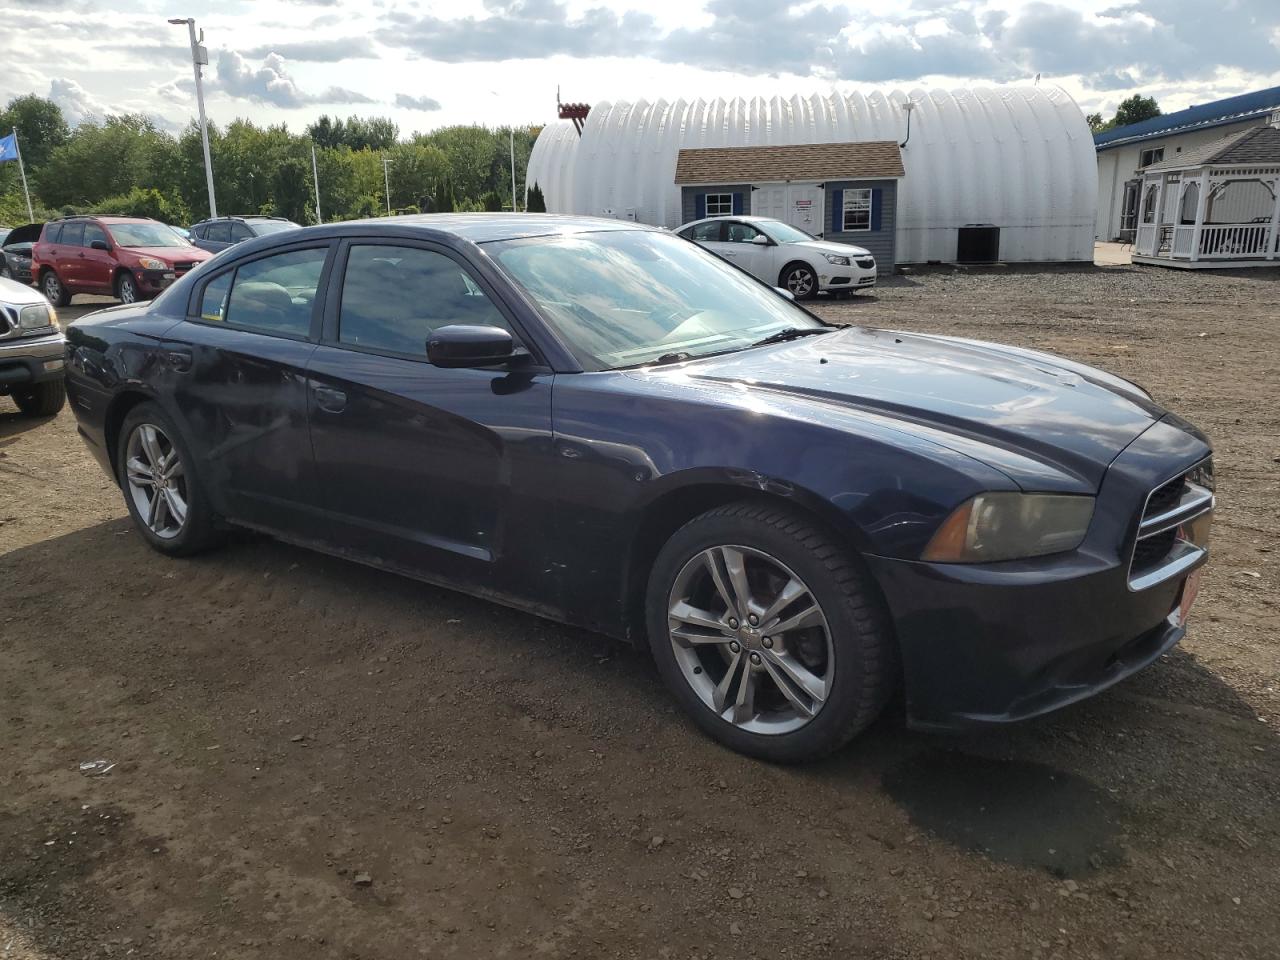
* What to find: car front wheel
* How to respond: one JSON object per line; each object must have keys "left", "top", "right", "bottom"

{"left": 646, "top": 501, "right": 896, "bottom": 762}
{"left": 12, "top": 380, "right": 66, "bottom": 417}
{"left": 116, "top": 402, "right": 221, "bottom": 556}
{"left": 117, "top": 272, "right": 139, "bottom": 304}
{"left": 781, "top": 263, "right": 817, "bottom": 300}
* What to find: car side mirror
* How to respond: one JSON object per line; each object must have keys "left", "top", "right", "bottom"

{"left": 774, "top": 287, "right": 796, "bottom": 301}
{"left": 751, "top": 234, "right": 770, "bottom": 245}
{"left": 90, "top": 240, "right": 110, "bottom": 251}
{"left": 427, "top": 324, "right": 515, "bottom": 368}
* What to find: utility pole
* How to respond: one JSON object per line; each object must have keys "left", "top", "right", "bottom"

{"left": 311, "top": 144, "right": 323, "bottom": 224}
{"left": 510, "top": 128, "right": 518, "bottom": 212}
{"left": 382, "top": 156, "right": 393, "bottom": 216}
{"left": 169, "top": 16, "right": 217, "bottom": 218}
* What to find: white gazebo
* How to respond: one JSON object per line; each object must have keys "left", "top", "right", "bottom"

{"left": 1133, "top": 120, "right": 1280, "bottom": 268}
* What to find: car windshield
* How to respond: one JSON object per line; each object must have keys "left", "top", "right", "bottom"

{"left": 251, "top": 220, "right": 300, "bottom": 235}
{"left": 759, "top": 220, "right": 815, "bottom": 244}
{"left": 490, "top": 229, "right": 826, "bottom": 369}
{"left": 108, "top": 223, "right": 192, "bottom": 248}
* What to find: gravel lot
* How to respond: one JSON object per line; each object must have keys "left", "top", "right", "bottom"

{"left": 2, "top": 264, "right": 1278, "bottom": 959}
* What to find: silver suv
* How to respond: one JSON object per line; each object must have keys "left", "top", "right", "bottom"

{"left": 187, "top": 216, "right": 301, "bottom": 254}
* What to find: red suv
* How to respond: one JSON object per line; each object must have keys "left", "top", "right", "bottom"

{"left": 32, "top": 216, "right": 212, "bottom": 306}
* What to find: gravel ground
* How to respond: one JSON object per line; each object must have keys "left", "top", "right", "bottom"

{"left": 1, "top": 265, "right": 1278, "bottom": 959}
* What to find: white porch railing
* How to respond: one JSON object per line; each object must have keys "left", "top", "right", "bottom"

{"left": 1135, "top": 223, "right": 1158, "bottom": 256}
{"left": 1172, "top": 226, "right": 1194, "bottom": 257}
{"left": 1198, "top": 223, "right": 1273, "bottom": 259}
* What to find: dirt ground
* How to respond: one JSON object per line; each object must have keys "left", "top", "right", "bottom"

{"left": 2, "top": 265, "right": 1278, "bottom": 960}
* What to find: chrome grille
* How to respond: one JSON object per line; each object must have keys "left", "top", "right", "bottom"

{"left": 1128, "top": 458, "right": 1214, "bottom": 591}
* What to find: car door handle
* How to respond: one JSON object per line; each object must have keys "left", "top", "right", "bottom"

{"left": 164, "top": 349, "right": 192, "bottom": 372}
{"left": 313, "top": 385, "right": 346, "bottom": 413}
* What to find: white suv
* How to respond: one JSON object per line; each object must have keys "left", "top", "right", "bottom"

{"left": 676, "top": 216, "right": 876, "bottom": 299}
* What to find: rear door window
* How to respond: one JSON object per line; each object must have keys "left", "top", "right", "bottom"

{"left": 220, "top": 247, "right": 328, "bottom": 338}
{"left": 688, "top": 222, "right": 722, "bottom": 242}
{"left": 44, "top": 223, "right": 64, "bottom": 244}
{"left": 206, "top": 222, "right": 232, "bottom": 244}
{"left": 61, "top": 222, "right": 85, "bottom": 247}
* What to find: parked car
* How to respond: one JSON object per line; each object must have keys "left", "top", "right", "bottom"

{"left": 0, "top": 226, "right": 10, "bottom": 245}
{"left": 1, "top": 222, "right": 42, "bottom": 284}
{"left": 168, "top": 224, "right": 193, "bottom": 241}
{"left": 32, "top": 216, "right": 212, "bottom": 307}
{"left": 677, "top": 215, "right": 876, "bottom": 299}
{"left": 1, "top": 275, "right": 65, "bottom": 416}
{"left": 188, "top": 215, "right": 301, "bottom": 254}
{"left": 63, "top": 215, "right": 1214, "bottom": 762}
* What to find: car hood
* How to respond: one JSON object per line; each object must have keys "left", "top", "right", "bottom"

{"left": 4, "top": 223, "right": 43, "bottom": 246}
{"left": 640, "top": 326, "right": 1165, "bottom": 489}
{"left": 792, "top": 239, "right": 872, "bottom": 259}
{"left": 121, "top": 246, "right": 212, "bottom": 263}
{"left": 0, "top": 275, "right": 51, "bottom": 305}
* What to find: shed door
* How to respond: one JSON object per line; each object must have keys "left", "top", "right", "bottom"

{"left": 752, "top": 184, "right": 824, "bottom": 237}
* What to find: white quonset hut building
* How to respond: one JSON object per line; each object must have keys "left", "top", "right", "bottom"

{"left": 526, "top": 86, "right": 1097, "bottom": 266}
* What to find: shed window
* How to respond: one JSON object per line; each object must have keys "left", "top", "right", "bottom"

{"left": 1139, "top": 148, "right": 1164, "bottom": 168}
{"left": 842, "top": 188, "right": 873, "bottom": 231}
{"left": 705, "top": 193, "right": 732, "bottom": 217}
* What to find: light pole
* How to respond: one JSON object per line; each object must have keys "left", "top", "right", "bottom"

{"left": 168, "top": 16, "right": 217, "bottom": 219}
{"left": 382, "top": 156, "right": 393, "bottom": 215}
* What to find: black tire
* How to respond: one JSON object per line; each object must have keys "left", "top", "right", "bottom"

{"left": 41, "top": 270, "right": 70, "bottom": 307}
{"left": 115, "top": 401, "right": 222, "bottom": 557}
{"left": 12, "top": 379, "right": 66, "bottom": 417}
{"left": 780, "top": 262, "right": 818, "bottom": 300}
{"left": 116, "top": 272, "right": 140, "bottom": 305}
{"left": 645, "top": 501, "right": 896, "bottom": 762}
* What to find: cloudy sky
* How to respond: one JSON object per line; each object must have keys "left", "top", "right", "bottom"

{"left": 1, "top": 0, "right": 1277, "bottom": 134}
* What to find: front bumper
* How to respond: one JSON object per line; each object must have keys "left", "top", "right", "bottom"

{"left": 138, "top": 268, "right": 180, "bottom": 295}
{"left": 870, "top": 416, "right": 1212, "bottom": 731}
{"left": 0, "top": 331, "right": 65, "bottom": 388}
{"left": 820, "top": 266, "right": 877, "bottom": 292}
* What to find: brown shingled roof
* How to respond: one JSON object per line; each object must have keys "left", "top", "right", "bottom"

{"left": 674, "top": 141, "right": 905, "bottom": 185}
{"left": 1145, "top": 124, "right": 1280, "bottom": 171}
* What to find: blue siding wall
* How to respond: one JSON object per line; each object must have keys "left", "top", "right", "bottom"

{"left": 825, "top": 179, "right": 898, "bottom": 266}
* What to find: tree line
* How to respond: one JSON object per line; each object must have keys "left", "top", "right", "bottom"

{"left": 0, "top": 94, "right": 544, "bottom": 227}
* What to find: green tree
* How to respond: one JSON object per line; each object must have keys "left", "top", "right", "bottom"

{"left": 1113, "top": 95, "right": 1160, "bottom": 129}
{"left": 38, "top": 114, "right": 175, "bottom": 208}
{"left": 1086, "top": 112, "right": 1107, "bottom": 134}
{"left": 525, "top": 182, "right": 546, "bottom": 212}
{"left": 0, "top": 95, "right": 70, "bottom": 169}
{"left": 91, "top": 187, "right": 189, "bottom": 223}
{"left": 482, "top": 189, "right": 503, "bottom": 212}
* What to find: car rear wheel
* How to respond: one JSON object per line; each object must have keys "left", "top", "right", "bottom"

{"left": 42, "top": 270, "right": 70, "bottom": 307}
{"left": 780, "top": 262, "right": 817, "bottom": 300}
{"left": 646, "top": 501, "right": 896, "bottom": 762}
{"left": 12, "top": 380, "right": 66, "bottom": 417}
{"left": 116, "top": 272, "right": 139, "bottom": 304}
{"left": 116, "top": 402, "right": 221, "bottom": 556}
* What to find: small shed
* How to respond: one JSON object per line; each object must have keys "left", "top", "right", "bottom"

{"left": 673, "top": 141, "right": 904, "bottom": 265}
{"left": 1133, "top": 122, "right": 1280, "bottom": 268}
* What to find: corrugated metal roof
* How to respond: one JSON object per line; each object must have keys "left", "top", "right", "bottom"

{"left": 674, "top": 141, "right": 905, "bottom": 184}
{"left": 1143, "top": 125, "right": 1280, "bottom": 171}
{"left": 1094, "top": 85, "right": 1280, "bottom": 150}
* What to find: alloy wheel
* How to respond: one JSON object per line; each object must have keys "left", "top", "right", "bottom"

{"left": 43, "top": 273, "right": 61, "bottom": 302}
{"left": 124, "top": 422, "right": 188, "bottom": 540}
{"left": 667, "top": 544, "right": 834, "bottom": 735}
{"left": 118, "top": 275, "right": 138, "bottom": 304}
{"left": 785, "top": 266, "right": 815, "bottom": 298}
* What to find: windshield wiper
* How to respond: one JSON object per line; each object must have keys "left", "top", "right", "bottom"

{"left": 651, "top": 351, "right": 695, "bottom": 365}
{"left": 749, "top": 327, "right": 833, "bottom": 348}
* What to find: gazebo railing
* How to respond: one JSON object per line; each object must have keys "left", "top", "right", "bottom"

{"left": 1197, "top": 223, "right": 1272, "bottom": 259}
{"left": 1135, "top": 223, "right": 1158, "bottom": 255}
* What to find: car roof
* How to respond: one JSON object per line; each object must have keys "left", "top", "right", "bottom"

{"left": 679, "top": 215, "right": 780, "bottom": 229}
{"left": 323, "top": 213, "right": 655, "bottom": 244}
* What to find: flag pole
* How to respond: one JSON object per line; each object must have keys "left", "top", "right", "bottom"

{"left": 310, "top": 144, "right": 323, "bottom": 224}
{"left": 12, "top": 127, "right": 33, "bottom": 222}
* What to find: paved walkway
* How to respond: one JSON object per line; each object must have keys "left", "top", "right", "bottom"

{"left": 1095, "top": 241, "right": 1133, "bottom": 266}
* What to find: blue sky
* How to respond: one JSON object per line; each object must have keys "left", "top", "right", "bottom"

{"left": 1, "top": 0, "right": 1277, "bottom": 133}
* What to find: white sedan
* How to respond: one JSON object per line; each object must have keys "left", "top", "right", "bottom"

{"left": 676, "top": 216, "right": 876, "bottom": 299}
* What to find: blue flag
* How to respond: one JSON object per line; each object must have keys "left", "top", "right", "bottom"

{"left": 0, "top": 133, "right": 17, "bottom": 164}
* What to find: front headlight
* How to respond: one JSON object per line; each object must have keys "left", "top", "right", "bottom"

{"left": 138, "top": 257, "right": 168, "bottom": 271}
{"left": 922, "top": 493, "right": 1095, "bottom": 563}
{"left": 823, "top": 254, "right": 851, "bottom": 265}
{"left": 18, "top": 303, "right": 56, "bottom": 330}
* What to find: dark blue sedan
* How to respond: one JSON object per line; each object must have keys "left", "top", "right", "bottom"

{"left": 62, "top": 215, "right": 1214, "bottom": 761}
